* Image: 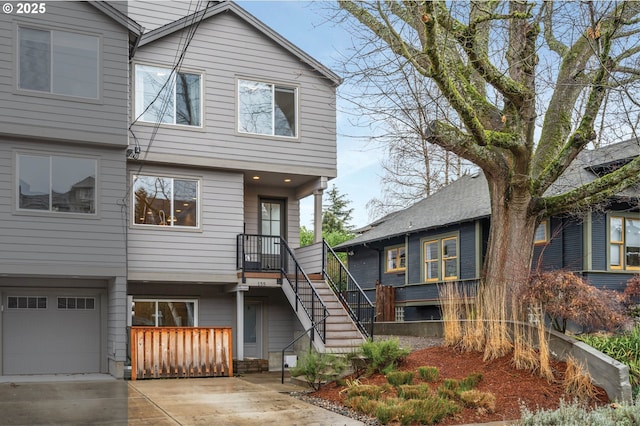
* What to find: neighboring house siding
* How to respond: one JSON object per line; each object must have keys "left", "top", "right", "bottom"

{"left": 127, "top": 166, "right": 244, "bottom": 279}
{"left": 562, "top": 218, "right": 584, "bottom": 270}
{"left": 347, "top": 247, "right": 381, "bottom": 291}
{"left": 584, "top": 272, "right": 634, "bottom": 292}
{"left": 0, "top": 141, "right": 126, "bottom": 276}
{"left": 0, "top": 2, "right": 129, "bottom": 146}
{"left": 129, "top": 11, "right": 336, "bottom": 175}
{"left": 591, "top": 212, "right": 608, "bottom": 271}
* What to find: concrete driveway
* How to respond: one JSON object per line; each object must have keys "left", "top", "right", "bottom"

{"left": 0, "top": 373, "right": 364, "bottom": 425}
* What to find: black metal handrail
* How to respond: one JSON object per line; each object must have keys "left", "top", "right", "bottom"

{"left": 237, "top": 234, "right": 327, "bottom": 345}
{"left": 280, "top": 238, "right": 328, "bottom": 345}
{"left": 322, "top": 240, "right": 375, "bottom": 338}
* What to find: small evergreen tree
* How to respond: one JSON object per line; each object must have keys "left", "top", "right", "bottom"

{"left": 322, "top": 185, "right": 354, "bottom": 234}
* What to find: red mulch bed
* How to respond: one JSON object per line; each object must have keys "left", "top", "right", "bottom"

{"left": 311, "top": 345, "right": 609, "bottom": 425}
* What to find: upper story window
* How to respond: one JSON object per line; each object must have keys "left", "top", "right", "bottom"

{"left": 610, "top": 216, "right": 640, "bottom": 271}
{"left": 385, "top": 245, "right": 406, "bottom": 273}
{"left": 134, "top": 64, "right": 202, "bottom": 127}
{"left": 18, "top": 27, "right": 99, "bottom": 99}
{"left": 534, "top": 220, "right": 549, "bottom": 244}
{"left": 133, "top": 175, "right": 199, "bottom": 228}
{"left": 17, "top": 154, "right": 96, "bottom": 214}
{"left": 238, "top": 79, "right": 297, "bottom": 137}
{"left": 424, "top": 235, "right": 459, "bottom": 282}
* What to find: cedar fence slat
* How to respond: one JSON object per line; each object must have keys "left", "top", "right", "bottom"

{"left": 130, "top": 327, "right": 233, "bottom": 380}
{"left": 375, "top": 280, "right": 396, "bottom": 322}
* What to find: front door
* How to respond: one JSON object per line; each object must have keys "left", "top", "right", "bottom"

{"left": 243, "top": 301, "right": 263, "bottom": 358}
{"left": 259, "top": 199, "right": 285, "bottom": 270}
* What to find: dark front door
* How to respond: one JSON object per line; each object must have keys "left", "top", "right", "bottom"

{"left": 259, "top": 198, "right": 285, "bottom": 270}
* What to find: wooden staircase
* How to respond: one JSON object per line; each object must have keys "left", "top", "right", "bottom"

{"left": 310, "top": 280, "right": 366, "bottom": 353}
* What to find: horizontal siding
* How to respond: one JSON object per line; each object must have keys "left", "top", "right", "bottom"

{"left": 130, "top": 11, "right": 337, "bottom": 175}
{"left": 127, "top": 166, "right": 244, "bottom": 276}
{"left": 0, "top": 140, "right": 127, "bottom": 275}
{"left": 0, "top": 2, "right": 129, "bottom": 145}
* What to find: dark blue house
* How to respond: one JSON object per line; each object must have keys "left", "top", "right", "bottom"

{"left": 335, "top": 140, "right": 640, "bottom": 322}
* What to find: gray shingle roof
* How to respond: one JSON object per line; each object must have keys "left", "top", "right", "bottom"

{"left": 336, "top": 138, "right": 639, "bottom": 249}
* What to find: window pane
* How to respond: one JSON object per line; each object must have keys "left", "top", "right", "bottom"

{"left": 52, "top": 31, "right": 98, "bottom": 98}
{"left": 444, "top": 259, "right": 457, "bottom": 279}
{"left": 134, "top": 176, "right": 172, "bottom": 225}
{"left": 274, "top": 86, "right": 296, "bottom": 136}
{"left": 19, "top": 27, "right": 51, "bottom": 92}
{"left": 426, "top": 262, "right": 438, "bottom": 280}
{"left": 175, "top": 72, "right": 201, "bottom": 126}
{"left": 627, "top": 219, "right": 640, "bottom": 268}
{"left": 135, "top": 65, "right": 174, "bottom": 124}
{"left": 18, "top": 155, "right": 50, "bottom": 210}
{"left": 425, "top": 242, "right": 438, "bottom": 260}
{"left": 610, "top": 244, "right": 621, "bottom": 267}
{"left": 132, "top": 301, "right": 156, "bottom": 326}
{"left": 399, "top": 247, "right": 406, "bottom": 268}
{"left": 238, "top": 80, "right": 272, "bottom": 135}
{"left": 387, "top": 249, "right": 397, "bottom": 271}
{"left": 611, "top": 217, "right": 623, "bottom": 242}
{"left": 51, "top": 156, "right": 96, "bottom": 213}
{"left": 173, "top": 179, "right": 198, "bottom": 226}
{"left": 534, "top": 222, "right": 547, "bottom": 242}
{"left": 157, "top": 301, "right": 194, "bottom": 326}
{"left": 443, "top": 238, "right": 457, "bottom": 258}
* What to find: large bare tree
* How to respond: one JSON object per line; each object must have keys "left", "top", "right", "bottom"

{"left": 338, "top": 0, "right": 640, "bottom": 356}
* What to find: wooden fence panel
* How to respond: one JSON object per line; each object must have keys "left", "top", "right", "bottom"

{"left": 131, "top": 327, "right": 233, "bottom": 380}
{"left": 376, "top": 280, "right": 396, "bottom": 322}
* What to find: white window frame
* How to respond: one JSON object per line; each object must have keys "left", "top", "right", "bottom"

{"left": 237, "top": 78, "right": 298, "bottom": 138}
{"left": 132, "top": 174, "right": 201, "bottom": 229}
{"left": 16, "top": 152, "right": 98, "bottom": 215}
{"left": 131, "top": 298, "right": 199, "bottom": 327}
{"left": 134, "top": 64, "right": 203, "bottom": 127}
{"left": 17, "top": 26, "right": 100, "bottom": 99}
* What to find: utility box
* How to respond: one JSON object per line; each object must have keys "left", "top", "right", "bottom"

{"left": 284, "top": 355, "right": 297, "bottom": 368}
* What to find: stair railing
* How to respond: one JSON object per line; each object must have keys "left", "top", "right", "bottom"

{"left": 322, "top": 240, "right": 375, "bottom": 338}
{"left": 280, "top": 238, "right": 328, "bottom": 346}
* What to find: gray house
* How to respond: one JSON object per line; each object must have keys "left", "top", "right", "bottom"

{"left": 0, "top": 2, "right": 142, "bottom": 377}
{"left": 335, "top": 139, "right": 640, "bottom": 322}
{"left": 0, "top": 0, "right": 367, "bottom": 379}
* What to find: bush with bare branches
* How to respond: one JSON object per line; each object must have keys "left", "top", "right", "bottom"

{"left": 523, "top": 271, "right": 628, "bottom": 334}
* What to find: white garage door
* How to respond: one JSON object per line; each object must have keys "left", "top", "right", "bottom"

{"left": 3, "top": 291, "right": 101, "bottom": 375}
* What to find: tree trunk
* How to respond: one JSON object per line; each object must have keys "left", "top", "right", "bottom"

{"left": 481, "top": 175, "right": 538, "bottom": 359}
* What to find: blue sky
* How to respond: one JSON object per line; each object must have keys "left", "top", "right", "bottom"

{"left": 237, "top": 1, "right": 385, "bottom": 229}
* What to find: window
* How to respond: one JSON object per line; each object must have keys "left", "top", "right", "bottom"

{"left": 238, "top": 79, "right": 297, "bottom": 137}
{"left": 17, "top": 154, "right": 96, "bottom": 214}
{"left": 534, "top": 220, "right": 549, "bottom": 244}
{"left": 610, "top": 216, "right": 640, "bottom": 271}
{"left": 423, "top": 235, "right": 459, "bottom": 282}
{"left": 57, "top": 297, "right": 95, "bottom": 310}
{"left": 134, "top": 64, "right": 202, "bottom": 126}
{"left": 18, "top": 27, "right": 99, "bottom": 98}
{"left": 133, "top": 175, "right": 199, "bottom": 227}
{"left": 7, "top": 296, "right": 47, "bottom": 309}
{"left": 385, "top": 245, "right": 406, "bottom": 273}
{"left": 132, "top": 299, "right": 197, "bottom": 327}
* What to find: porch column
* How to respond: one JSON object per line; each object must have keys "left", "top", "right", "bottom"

{"left": 313, "top": 189, "right": 323, "bottom": 243}
{"left": 236, "top": 288, "right": 244, "bottom": 360}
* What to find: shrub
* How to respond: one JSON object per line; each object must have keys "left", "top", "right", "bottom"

{"left": 459, "top": 372, "right": 483, "bottom": 391}
{"left": 418, "top": 366, "right": 439, "bottom": 382}
{"left": 289, "top": 350, "right": 347, "bottom": 391}
{"left": 402, "top": 396, "right": 461, "bottom": 424}
{"left": 398, "top": 383, "right": 431, "bottom": 399}
{"left": 517, "top": 396, "right": 640, "bottom": 425}
{"left": 359, "top": 338, "right": 411, "bottom": 374}
{"left": 346, "top": 395, "right": 378, "bottom": 416}
{"left": 386, "top": 371, "right": 414, "bottom": 386}
{"left": 459, "top": 389, "right": 496, "bottom": 412}
{"left": 523, "top": 270, "right": 628, "bottom": 333}
{"left": 344, "top": 384, "right": 383, "bottom": 399}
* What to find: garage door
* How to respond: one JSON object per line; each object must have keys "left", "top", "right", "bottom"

{"left": 3, "top": 291, "right": 101, "bottom": 375}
